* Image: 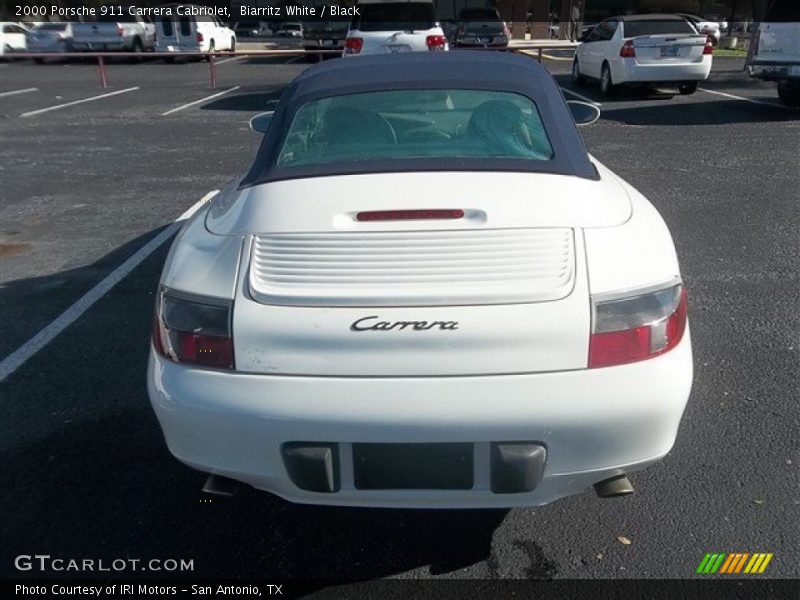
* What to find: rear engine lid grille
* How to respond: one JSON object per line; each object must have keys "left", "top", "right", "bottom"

{"left": 248, "top": 228, "right": 575, "bottom": 306}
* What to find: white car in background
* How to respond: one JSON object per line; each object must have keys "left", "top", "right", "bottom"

{"left": 155, "top": 13, "right": 236, "bottom": 56}
{"left": 574, "top": 14, "right": 713, "bottom": 96}
{"left": 678, "top": 13, "right": 722, "bottom": 44}
{"left": 0, "top": 22, "right": 28, "bottom": 56}
{"left": 148, "top": 52, "right": 693, "bottom": 508}
{"left": 747, "top": 0, "right": 800, "bottom": 106}
{"left": 344, "top": 0, "right": 448, "bottom": 56}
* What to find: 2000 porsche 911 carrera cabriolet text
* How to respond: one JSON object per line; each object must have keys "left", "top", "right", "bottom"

{"left": 147, "top": 52, "right": 693, "bottom": 508}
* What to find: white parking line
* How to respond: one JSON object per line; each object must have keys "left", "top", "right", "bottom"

{"left": 0, "top": 190, "right": 218, "bottom": 383}
{"left": 215, "top": 56, "right": 243, "bottom": 65}
{"left": 161, "top": 86, "right": 240, "bottom": 116}
{"left": 20, "top": 87, "right": 139, "bottom": 118}
{"left": 560, "top": 87, "right": 602, "bottom": 106}
{"left": 0, "top": 87, "right": 38, "bottom": 98}
{"left": 286, "top": 56, "right": 303, "bottom": 64}
{"left": 698, "top": 87, "right": 782, "bottom": 107}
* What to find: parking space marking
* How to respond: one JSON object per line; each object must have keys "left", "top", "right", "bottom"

{"left": 161, "top": 86, "right": 241, "bottom": 116}
{"left": 20, "top": 87, "right": 139, "bottom": 118}
{"left": 0, "top": 190, "right": 218, "bottom": 383}
{"left": 560, "top": 87, "right": 602, "bottom": 106}
{"left": 0, "top": 87, "right": 38, "bottom": 98}
{"left": 698, "top": 87, "right": 782, "bottom": 107}
{"left": 286, "top": 56, "right": 303, "bottom": 64}
{"left": 215, "top": 56, "right": 243, "bottom": 65}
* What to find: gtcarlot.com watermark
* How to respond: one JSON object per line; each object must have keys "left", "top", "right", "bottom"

{"left": 14, "top": 554, "right": 194, "bottom": 573}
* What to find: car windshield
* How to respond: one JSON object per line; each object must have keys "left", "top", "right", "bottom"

{"left": 277, "top": 89, "right": 553, "bottom": 168}
{"left": 353, "top": 2, "right": 437, "bottom": 32}
{"left": 624, "top": 20, "right": 696, "bottom": 37}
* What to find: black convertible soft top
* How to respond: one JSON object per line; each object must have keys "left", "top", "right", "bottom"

{"left": 241, "top": 51, "right": 597, "bottom": 186}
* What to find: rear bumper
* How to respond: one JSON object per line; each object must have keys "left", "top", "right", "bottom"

{"left": 748, "top": 63, "right": 800, "bottom": 81}
{"left": 72, "top": 41, "right": 128, "bottom": 51}
{"left": 615, "top": 57, "right": 712, "bottom": 84}
{"left": 148, "top": 332, "right": 692, "bottom": 508}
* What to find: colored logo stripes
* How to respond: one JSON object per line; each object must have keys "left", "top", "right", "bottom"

{"left": 696, "top": 552, "right": 773, "bottom": 574}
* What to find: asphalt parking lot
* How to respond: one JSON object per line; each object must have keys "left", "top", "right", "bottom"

{"left": 0, "top": 52, "right": 798, "bottom": 582}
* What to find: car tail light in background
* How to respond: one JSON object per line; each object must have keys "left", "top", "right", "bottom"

{"left": 153, "top": 288, "right": 234, "bottom": 370}
{"left": 196, "top": 32, "right": 204, "bottom": 43}
{"left": 344, "top": 37, "right": 363, "bottom": 54}
{"left": 703, "top": 36, "right": 714, "bottom": 54}
{"left": 620, "top": 40, "right": 635, "bottom": 57}
{"left": 589, "top": 282, "right": 687, "bottom": 369}
{"left": 116, "top": 25, "right": 124, "bottom": 37}
{"left": 426, "top": 35, "right": 447, "bottom": 51}
{"left": 356, "top": 209, "right": 464, "bottom": 221}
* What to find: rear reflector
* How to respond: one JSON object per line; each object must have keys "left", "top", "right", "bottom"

{"left": 589, "top": 283, "right": 687, "bottom": 368}
{"left": 356, "top": 209, "right": 465, "bottom": 222}
{"left": 153, "top": 288, "right": 235, "bottom": 370}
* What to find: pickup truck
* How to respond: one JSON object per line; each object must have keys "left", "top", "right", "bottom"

{"left": 72, "top": 14, "right": 155, "bottom": 52}
{"left": 747, "top": 0, "right": 800, "bottom": 106}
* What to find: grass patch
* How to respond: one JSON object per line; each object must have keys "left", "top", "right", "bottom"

{"left": 713, "top": 47, "right": 748, "bottom": 57}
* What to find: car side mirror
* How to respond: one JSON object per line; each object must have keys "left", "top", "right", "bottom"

{"left": 250, "top": 111, "right": 274, "bottom": 134}
{"left": 567, "top": 100, "right": 600, "bottom": 126}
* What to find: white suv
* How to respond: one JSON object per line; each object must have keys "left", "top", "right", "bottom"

{"left": 344, "top": 0, "right": 448, "bottom": 56}
{"left": 747, "top": 0, "right": 800, "bottom": 106}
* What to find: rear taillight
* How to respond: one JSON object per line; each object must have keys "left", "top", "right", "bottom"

{"left": 153, "top": 288, "right": 235, "bottom": 370}
{"left": 356, "top": 209, "right": 464, "bottom": 221}
{"left": 116, "top": 25, "right": 124, "bottom": 37}
{"left": 344, "top": 37, "right": 363, "bottom": 54}
{"left": 426, "top": 35, "right": 447, "bottom": 51}
{"left": 589, "top": 283, "right": 687, "bottom": 369}
{"left": 703, "top": 36, "right": 714, "bottom": 54}
{"left": 196, "top": 32, "right": 205, "bottom": 43}
{"left": 620, "top": 40, "right": 635, "bottom": 57}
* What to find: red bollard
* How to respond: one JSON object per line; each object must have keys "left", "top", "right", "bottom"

{"left": 97, "top": 55, "right": 108, "bottom": 88}
{"left": 209, "top": 53, "right": 217, "bottom": 89}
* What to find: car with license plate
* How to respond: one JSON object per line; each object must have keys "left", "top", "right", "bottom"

{"left": 343, "top": 0, "right": 448, "bottom": 56}
{"left": 148, "top": 51, "right": 693, "bottom": 508}
{"left": 72, "top": 13, "right": 155, "bottom": 53}
{"left": 574, "top": 14, "right": 714, "bottom": 96}
{"left": 746, "top": 0, "right": 800, "bottom": 106}
{"left": 303, "top": 20, "right": 349, "bottom": 62}
{"left": 155, "top": 12, "right": 236, "bottom": 57}
{"left": 451, "top": 7, "right": 509, "bottom": 49}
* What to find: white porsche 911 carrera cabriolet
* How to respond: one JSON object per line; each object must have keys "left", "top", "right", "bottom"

{"left": 148, "top": 52, "right": 693, "bottom": 508}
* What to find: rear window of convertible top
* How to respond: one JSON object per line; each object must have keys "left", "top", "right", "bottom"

{"left": 276, "top": 89, "right": 554, "bottom": 168}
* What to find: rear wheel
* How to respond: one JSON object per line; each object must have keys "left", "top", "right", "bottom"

{"left": 230, "top": 38, "right": 235, "bottom": 52}
{"left": 600, "top": 63, "right": 616, "bottom": 96}
{"left": 572, "top": 59, "right": 586, "bottom": 85}
{"left": 777, "top": 80, "right": 800, "bottom": 106}
{"left": 304, "top": 49, "right": 320, "bottom": 63}
{"left": 34, "top": 57, "right": 45, "bottom": 64}
{"left": 678, "top": 81, "right": 698, "bottom": 95}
